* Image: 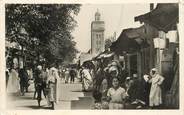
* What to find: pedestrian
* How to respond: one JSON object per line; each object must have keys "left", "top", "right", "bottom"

{"left": 47, "top": 66, "right": 60, "bottom": 109}
{"left": 7, "top": 68, "right": 20, "bottom": 94}
{"left": 60, "top": 67, "right": 65, "bottom": 81}
{"left": 69, "top": 69, "right": 76, "bottom": 83}
{"left": 27, "top": 67, "right": 33, "bottom": 80}
{"left": 18, "top": 67, "right": 29, "bottom": 96}
{"left": 64, "top": 68, "right": 70, "bottom": 83}
{"left": 33, "top": 65, "right": 41, "bottom": 99}
{"left": 81, "top": 66, "right": 93, "bottom": 91}
{"left": 149, "top": 68, "right": 164, "bottom": 109}
{"left": 107, "top": 77, "right": 127, "bottom": 109}
{"left": 6, "top": 68, "right": 10, "bottom": 88}
{"left": 36, "top": 65, "right": 48, "bottom": 107}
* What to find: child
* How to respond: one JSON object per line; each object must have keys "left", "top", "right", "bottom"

{"left": 107, "top": 77, "right": 127, "bottom": 109}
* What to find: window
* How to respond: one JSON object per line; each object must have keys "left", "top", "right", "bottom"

{"left": 99, "top": 34, "right": 101, "bottom": 39}
{"left": 96, "top": 34, "right": 98, "bottom": 39}
{"left": 99, "top": 40, "right": 101, "bottom": 44}
{"left": 96, "top": 48, "right": 99, "bottom": 52}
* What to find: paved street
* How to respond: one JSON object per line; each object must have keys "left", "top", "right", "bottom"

{"left": 7, "top": 79, "right": 94, "bottom": 110}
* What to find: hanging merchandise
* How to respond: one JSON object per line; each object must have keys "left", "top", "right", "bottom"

{"left": 166, "top": 30, "right": 178, "bottom": 43}
{"left": 153, "top": 37, "right": 167, "bottom": 49}
{"left": 153, "top": 38, "right": 160, "bottom": 48}
{"left": 159, "top": 38, "right": 167, "bottom": 49}
{"left": 158, "top": 31, "right": 166, "bottom": 38}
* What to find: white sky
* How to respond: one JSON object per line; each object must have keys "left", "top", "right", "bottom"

{"left": 72, "top": 4, "right": 150, "bottom": 52}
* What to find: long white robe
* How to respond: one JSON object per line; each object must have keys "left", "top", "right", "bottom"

{"left": 47, "top": 67, "right": 60, "bottom": 103}
{"left": 82, "top": 69, "right": 93, "bottom": 91}
{"left": 7, "top": 69, "right": 20, "bottom": 93}
{"left": 149, "top": 74, "right": 164, "bottom": 106}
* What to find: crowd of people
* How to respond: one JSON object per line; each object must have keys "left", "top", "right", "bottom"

{"left": 6, "top": 64, "right": 61, "bottom": 109}
{"left": 79, "top": 60, "right": 165, "bottom": 109}
{"left": 6, "top": 59, "right": 165, "bottom": 110}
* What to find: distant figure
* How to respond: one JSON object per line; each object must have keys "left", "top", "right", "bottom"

{"left": 19, "top": 67, "right": 29, "bottom": 96}
{"left": 69, "top": 69, "right": 76, "bottom": 83}
{"left": 7, "top": 68, "right": 20, "bottom": 93}
{"left": 6, "top": 68, "right": 10, "bottom": 88}
{"left": 64, "top": 68, "right": 70, "bottom": 83}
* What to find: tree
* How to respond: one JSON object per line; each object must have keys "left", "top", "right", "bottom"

{"left": 6, "top": 4, "right": 81, "bottom": 66}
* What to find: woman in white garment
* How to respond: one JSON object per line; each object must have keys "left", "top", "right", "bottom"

{"left": 47, "top": 67, "right": 60, "bottom": 109}
{"left": 7, "top": 68, "right": 20, "bottom": 94}
{"left": 81, "top": 66, "right": 93, "bottom": 91}
{"left": 107, "top": 77, "right": 127, "bottom": 109}
{"left": 149, "top": 68, "right": 164, "bottom": 109}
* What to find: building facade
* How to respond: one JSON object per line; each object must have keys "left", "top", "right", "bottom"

{"left": 91, "top": 10, "right": 105, "bottom": 56}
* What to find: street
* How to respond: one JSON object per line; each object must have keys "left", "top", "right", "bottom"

{"left": 7, "top": 79, "right": 94, "bottom": 110}
{"left": 5, "top": 4, "right": 179, "bottom": 110}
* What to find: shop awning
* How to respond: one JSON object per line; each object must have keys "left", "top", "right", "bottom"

{"left": 93, "top": 51, "right": 115, "bottom": 60}
{"left": 110, "top": 26, "right": 149, "bottom": 54}
{"left": 135, "top": 3, "right": 178, "bottom": 32}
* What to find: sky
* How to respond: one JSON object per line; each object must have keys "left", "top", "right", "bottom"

{"left": 72, "top": 4, "right": 151, "bottom": 52}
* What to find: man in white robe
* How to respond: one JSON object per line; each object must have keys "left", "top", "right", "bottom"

{"left": 149, "top": 68, "right": 164, "bottom": 108}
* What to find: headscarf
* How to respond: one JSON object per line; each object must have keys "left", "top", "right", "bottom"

{"left": 108, "top": 65, "right": 119, "bottom": 76}
{"left": 37, "top": 65, "right": 42, "bottom": 71}
{"left": 48, "top": 67, "right": 60, "bottom": 83}
{"left": 150, "top": 68, "right": 159, "bottom": 77}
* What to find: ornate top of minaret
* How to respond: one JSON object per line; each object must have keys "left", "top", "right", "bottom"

{"left": 95, "top": 9, "right": 101, "bottom": 21}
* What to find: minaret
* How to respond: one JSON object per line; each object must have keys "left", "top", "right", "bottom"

{"left": 91, "top": 9, "right": 105, "bottom": 56}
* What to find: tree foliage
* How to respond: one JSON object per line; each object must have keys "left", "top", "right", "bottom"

{"left": 6, "top": 4, "right": 81, "bottom": 65}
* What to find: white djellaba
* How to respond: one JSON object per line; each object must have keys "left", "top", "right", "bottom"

{"left": 47, "top": 67, "right": 60, "bottom": 109}
{"left": 149, "top": 68, "right": 164, "bottom": 107}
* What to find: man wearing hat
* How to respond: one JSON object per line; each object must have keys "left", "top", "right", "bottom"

{"left": 107, "top": 65, "right": 119, "bottom": 88}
